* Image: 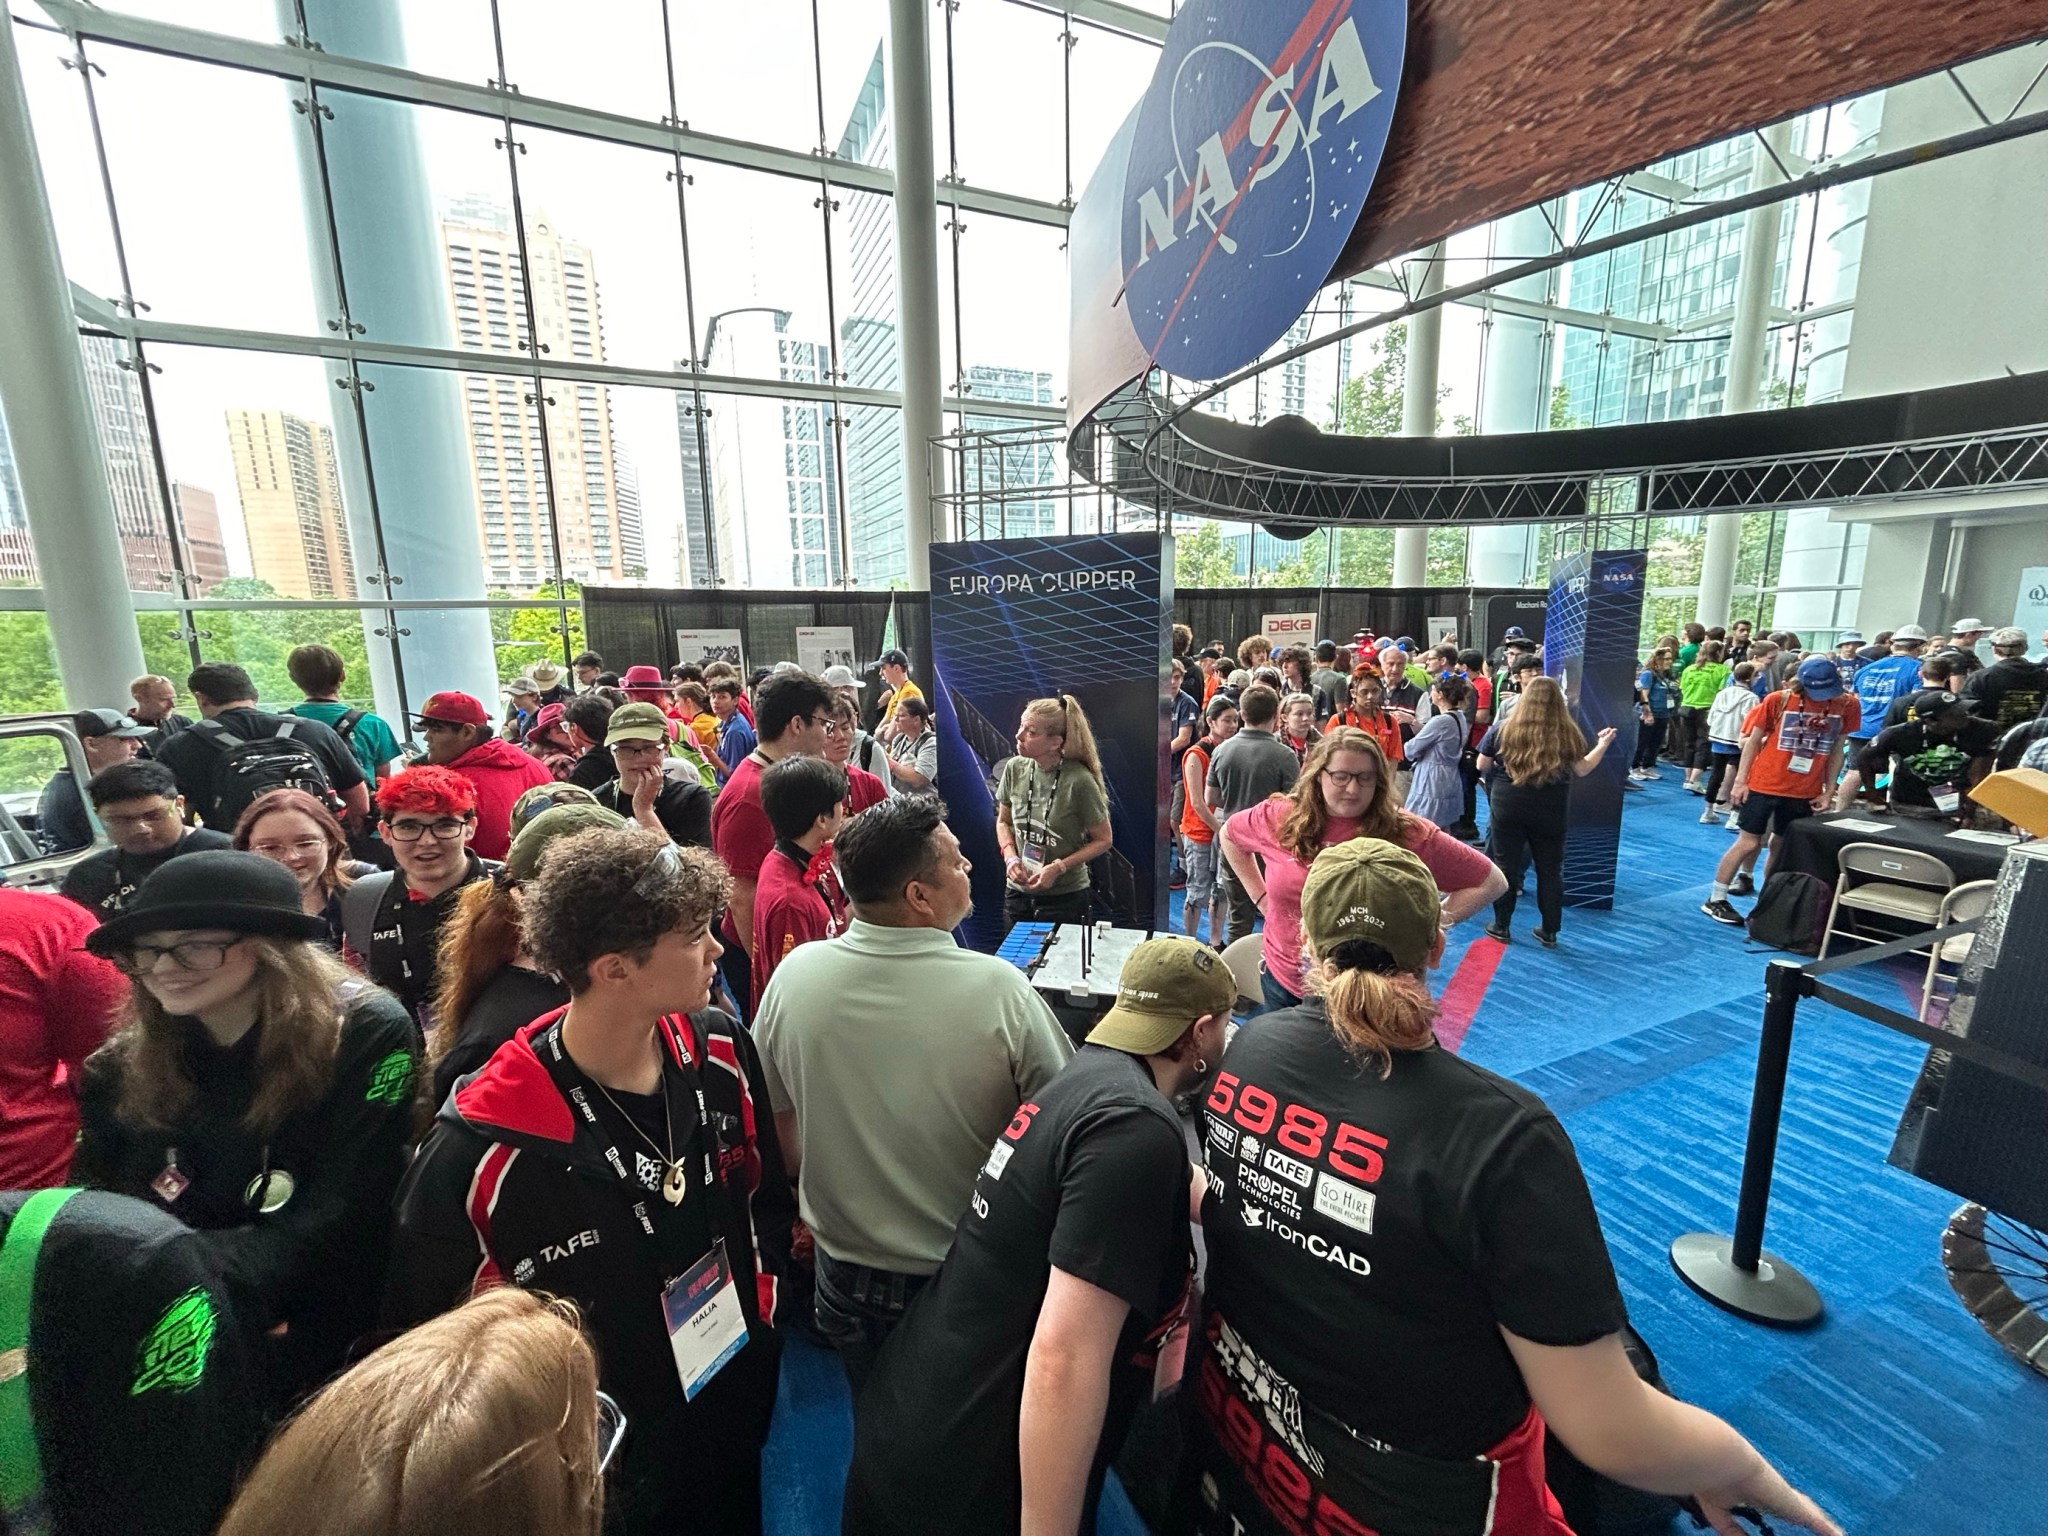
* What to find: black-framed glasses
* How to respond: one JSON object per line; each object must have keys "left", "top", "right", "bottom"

{"left": 1322, "top": 769, "right": 1373, "bottom": 789}
{"left": 112, "top": 937, "right": 242, "bottom": 977}
{"left": 385, "top": 817, "right": 470, "bottom": 842}
{"left": 630, "top": 841, "right": 683, "bottom": 900}
{"left": 596, "top": 1390, "right": 627, "bottom": 1474}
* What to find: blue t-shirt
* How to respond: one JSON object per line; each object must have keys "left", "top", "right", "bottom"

{"left": 1171, "top": 690, "right": 1201, "bottom": 764}
{"left": 290, "top": 700, "right": 401, "bottom": 782}
{"left": 1850, "top": 653, "right": 1923, "bottom": 740}
{"left": 717, "top": 713, "right": 757, "bottom": 773}
{"left": 1637, "top": 670, "right": 1678, "bottom": 718}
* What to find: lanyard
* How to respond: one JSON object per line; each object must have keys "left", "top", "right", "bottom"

{"left": 534, "top": 1016, "right": 730, "bottom": 1259}
{"left": 1028, "top": 762, "right": 1063, "bottom": 838}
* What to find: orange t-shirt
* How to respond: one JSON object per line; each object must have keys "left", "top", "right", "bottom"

{"left": 1180, "top": 741, "right": 1217, "bottom": 842}
{"left": 1741, "top": 690, "right": 1860, "bottom": 800}
{"left": 1334, "top": 707, "right": 1406, "bottom": 765}
{"left": 1202, "top": 671, "right": 1221, "bottom": 705}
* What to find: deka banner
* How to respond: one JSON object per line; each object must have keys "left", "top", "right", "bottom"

{"left": 1120, "top": 0, "right": 1406, "bottom": 382}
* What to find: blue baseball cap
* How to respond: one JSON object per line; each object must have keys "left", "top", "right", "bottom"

{"left": 1794, "top": 655, "right": 1844, "bottom": 700}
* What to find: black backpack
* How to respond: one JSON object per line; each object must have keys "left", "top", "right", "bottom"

{"left": 193, "top": 717, "right": 337, "bottom": 829}
{"left": 1745, "top": 869, "right": 1833, "bottom": 955}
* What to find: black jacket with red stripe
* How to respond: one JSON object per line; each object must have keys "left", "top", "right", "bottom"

{"left": 383, "top": 1006, "right": 792, "bottom": 1532}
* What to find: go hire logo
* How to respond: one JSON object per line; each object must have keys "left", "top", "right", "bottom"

{"left": 1121, "top": 0, "right": 1406, "bottom": 383}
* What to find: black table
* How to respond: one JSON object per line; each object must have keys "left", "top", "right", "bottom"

{"left": 1777, "top": 810, "right": 2019, "bottom": 889}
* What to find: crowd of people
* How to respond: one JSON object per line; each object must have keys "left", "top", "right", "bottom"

{"left": 19, "top": 609, "right": 2034, "bottom": 1535}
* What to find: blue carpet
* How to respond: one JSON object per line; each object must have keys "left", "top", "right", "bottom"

{"left": 764, "top": 775, "right": 2048, "bottom": 1534}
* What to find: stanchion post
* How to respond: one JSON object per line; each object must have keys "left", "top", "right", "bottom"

{"left": 1669, "top": 959, "right": 1825, "bottom": 1329}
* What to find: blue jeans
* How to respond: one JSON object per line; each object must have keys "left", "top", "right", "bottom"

{"left": 1251, "top": 964, "right": 1302, "bottom": 1019}
{"left": 813, "top": 1250, "right": 931, "bottom": 1395}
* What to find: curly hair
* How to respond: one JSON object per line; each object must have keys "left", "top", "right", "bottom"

{"left": 376, "top": 764, "right": 478, "bottom": 820}
{"left": 522, "top": 830, "right": 730, "bottom": 994}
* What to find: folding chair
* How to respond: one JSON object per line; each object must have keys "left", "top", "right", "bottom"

{"left": 1218, "top": 934, "right": 1266, "bottom": 1016}
{"left": 1919, "top": 879, "right": 1997, "bottom": 1020}
{"left": 1818, "top": 841, "right": 1956, "bottom": 961}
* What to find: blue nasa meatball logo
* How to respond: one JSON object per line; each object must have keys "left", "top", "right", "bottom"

{"left": 1120, "top": 0, "right": 1406, "bottom": 383}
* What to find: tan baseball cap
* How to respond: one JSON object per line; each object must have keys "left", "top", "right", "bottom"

{"left": 605, "top": 701, "right": 672, "bottom": 746}
{"left": 1085, "top": 936, "right": 1238, "bottom": 1055}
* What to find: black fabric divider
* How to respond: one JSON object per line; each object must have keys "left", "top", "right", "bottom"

{"left": 581, "top": 587, "right": 931, "bottom": 721}
{"left": 1171, "top": 586, "right": 1543, "bottom": 659}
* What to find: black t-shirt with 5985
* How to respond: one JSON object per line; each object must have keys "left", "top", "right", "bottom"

{"left": 1201, "top": 1001, "right": 1625, "bottom": 1462}
{"left": 845, "top": 1045, "right": 1194, "bottom": 1533}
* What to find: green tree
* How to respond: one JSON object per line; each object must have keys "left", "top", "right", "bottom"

{"left": 1173, "top": 520, "right": 1241, "bottom": 589}
{"left": 489, "top": 580, "right": 585, "bottom": 683}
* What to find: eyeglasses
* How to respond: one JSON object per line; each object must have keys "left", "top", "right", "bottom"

{"left": 250, "top": 837, "right": 327, "bottom": 860}
{"left": 112, "top": 938, "right": 241, "bottom": 977}
{"left": 821, "top": 719, "right": 848, "bottom": 737}
{"left": 805, "top": 713, "right": 833, "bottom": 730}
{"left": 596, "top": 1390, "right": 627, "bottom": 1475}
{"left": 386, "top": 818, "right": 470, "bottom": 842}
{"left": 1322, "top": 770, "right": 1373, "bottom": 789}
{"left": 631, "top": 840, "right": 683, "bottom": 900}
{"left": 101, "top": 803, "right": 179, "bottom": 830}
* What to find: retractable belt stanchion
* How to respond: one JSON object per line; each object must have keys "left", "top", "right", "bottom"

{"left": 1670, "top": 959, "right": 1826, "bottom": 1328}
{"left": 1669, "top": 915, "right": 2043, "bottom": 1329}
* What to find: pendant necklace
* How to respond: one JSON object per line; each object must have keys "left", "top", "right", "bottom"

{"left": 595, "top": 1078, "right": 688, "bottom": 1205}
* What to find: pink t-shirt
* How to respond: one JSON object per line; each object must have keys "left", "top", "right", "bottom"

{"left": 1225, "top": 800, "right": 1497, "bottom": 999}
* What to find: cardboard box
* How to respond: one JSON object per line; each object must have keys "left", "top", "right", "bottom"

{"left": 1969, "top": 767, "right": 2048, "bottom": 837}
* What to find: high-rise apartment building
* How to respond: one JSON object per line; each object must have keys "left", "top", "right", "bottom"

{"left": 172, "top": 482, "right": 232, "bottom": 592}
{"left": 674, "top": 372, "right": 715, "bottom": 586}
{"left": 1, "top": 338, "right": 234, "bottom": 591}
{"left": 700, "top": 311, "right": 843, "bottom": 589}
{"left": 961, "top": 364, "right": 1059, "bottom": 538}
{"left": 226, "top": 409, "right": 357, "bottom": 599}
{"left": 440, "top": 200, "right": 644, "bottom": 590}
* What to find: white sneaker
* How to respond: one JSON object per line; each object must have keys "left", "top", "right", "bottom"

{"left": 1699, "top": 805, "right": 1719, "bottom": 824}
{"left": 1641, "top": 767, "right": 1663, "bottom": 780}
{"left": 1724, "top": 811, "right": 1740, "bottom": 830}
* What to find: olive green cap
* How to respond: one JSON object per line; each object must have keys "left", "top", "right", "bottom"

{"left": 1085, "top": 936, "right": 1238, "bottom": 1055}
{"left": 505, "top": 803, "right": 627, "bottom": 883}
{"left": 1297, "top": 839, "right": 1442, "bottom": 973}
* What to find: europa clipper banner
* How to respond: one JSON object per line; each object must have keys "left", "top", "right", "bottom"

{"left": 927, "top": 534, "right": 1172, "bottom": 952}
{"left": 1540, "top": 549, "right": 1647, "bottom": 910}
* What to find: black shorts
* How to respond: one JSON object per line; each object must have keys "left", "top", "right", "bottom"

{"left": 1737, "top": 791, "right": 1813, "bottom": 837}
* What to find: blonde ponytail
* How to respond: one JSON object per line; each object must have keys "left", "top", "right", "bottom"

{"left": 1023, "top": 695, "right": 1104, "bottom": 782}
{"left": 1309, "top": 959, "right": 1438, "bottom": 1078}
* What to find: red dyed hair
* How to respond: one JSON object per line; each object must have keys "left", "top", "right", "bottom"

{"left": 376, "top": 763, "right": 478, "bottom": 820}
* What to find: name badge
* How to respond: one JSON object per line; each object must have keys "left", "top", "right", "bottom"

{"left": 1788, "top": 754, "right": 1815, "bottom": 775}
{"left": 662, "top": 1241, "right": 748, "bottom": 1401}
{"left": 1931, "top": 783, "right": 1961, "bottom": 814}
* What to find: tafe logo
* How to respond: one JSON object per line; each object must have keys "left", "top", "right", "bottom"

{"left": 1120, "top": 0, "right": 1407, "bottom": 381}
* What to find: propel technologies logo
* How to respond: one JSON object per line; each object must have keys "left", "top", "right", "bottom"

{"left": 1120, "top": 0, "right": 1406, "bottom": 382}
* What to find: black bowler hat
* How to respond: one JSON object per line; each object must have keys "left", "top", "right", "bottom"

{"left": 85, "top": 849, "right": 327, "bottom": 955}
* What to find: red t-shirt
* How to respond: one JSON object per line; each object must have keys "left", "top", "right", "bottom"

{"left": 1467, "top": 673, "right": 1494, "bottom": 747}
{"left": 0, "top": 889, "right": 129, "bottom": 1188}
{"left": 1740, "top": 690, "right": 1861, "bottom": 800}
{"left": 752, "top": 845, "right": 840, "bottom": 1011}
{"left": 846, "top": 765, "right": 888, "bottom": 813}
{"left": 711, "top": 754, "right": 773, "bottom": 945}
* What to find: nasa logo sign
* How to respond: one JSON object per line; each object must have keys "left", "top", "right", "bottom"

{"left": 1120, "top": 0, "right": 1406, "bottom": 382}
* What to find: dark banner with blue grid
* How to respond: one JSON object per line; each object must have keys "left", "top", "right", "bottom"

{"left": 928, "top": 533, "right": 1172, "bottom": 951}
{"left": 1542, "top": 549, "right": 1647, "bottom": 910}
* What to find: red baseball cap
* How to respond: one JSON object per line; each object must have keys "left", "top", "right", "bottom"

{"left": 413, "top": 691, "right": 489, "bottom": 727}
{"left": 533, "top": 701, "right": 567, "bottom": 735}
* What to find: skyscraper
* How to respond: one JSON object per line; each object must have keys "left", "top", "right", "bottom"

{"left": 674, "top": 373, "right": 715, "bottom": 586}
{"left": 440, "top": 200, "right": 640, "bottom": 589}
{"left": 0, "top": 337, "right": 232, "bottom": 591}
{"left": 961, "top": 364, "right": 1058, "bottom": 538}
{"left": 173, "top": 482, "right": 232, "bottom": 592}
{"left": 700, "top": 311, "right": 843, "bottom": 589}
{"left": 226, "top": 409, "right": 357, "bottom": 599}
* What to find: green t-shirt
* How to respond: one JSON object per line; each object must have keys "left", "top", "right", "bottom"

{"left": 996, "top": 756, "right": 1110, "bottom": 895}
{"left": 1677, "top": 643, "right": 1701, "bottom": 671}
{"left": 290, "top": 700, "right": 400, "bottom": 782}
{"left": 1678, "top": 662, "right": 1729, "bottom": 710}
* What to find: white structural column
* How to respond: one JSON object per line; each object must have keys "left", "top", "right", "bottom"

{"left": 280, "top": 0, "right": 500, "bottom": 717}
{"left": 1393, "top": 242, "right": 1447, "bottom": 586}
{"left": 1697, "top": 123, "right": 1792, "bottom": 626}
{"left": 887, "top": 0, "right": 944, "bottom": 589}
{"left": 1468, "top": 207, "right": 1552, "bottom": 586}
{"left": 0, "top": 14, "right": 147, "bottom": 705}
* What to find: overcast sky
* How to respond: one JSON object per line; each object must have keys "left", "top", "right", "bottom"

{"left": 14, "top": 0, "right": 1160, "bottom": 583}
